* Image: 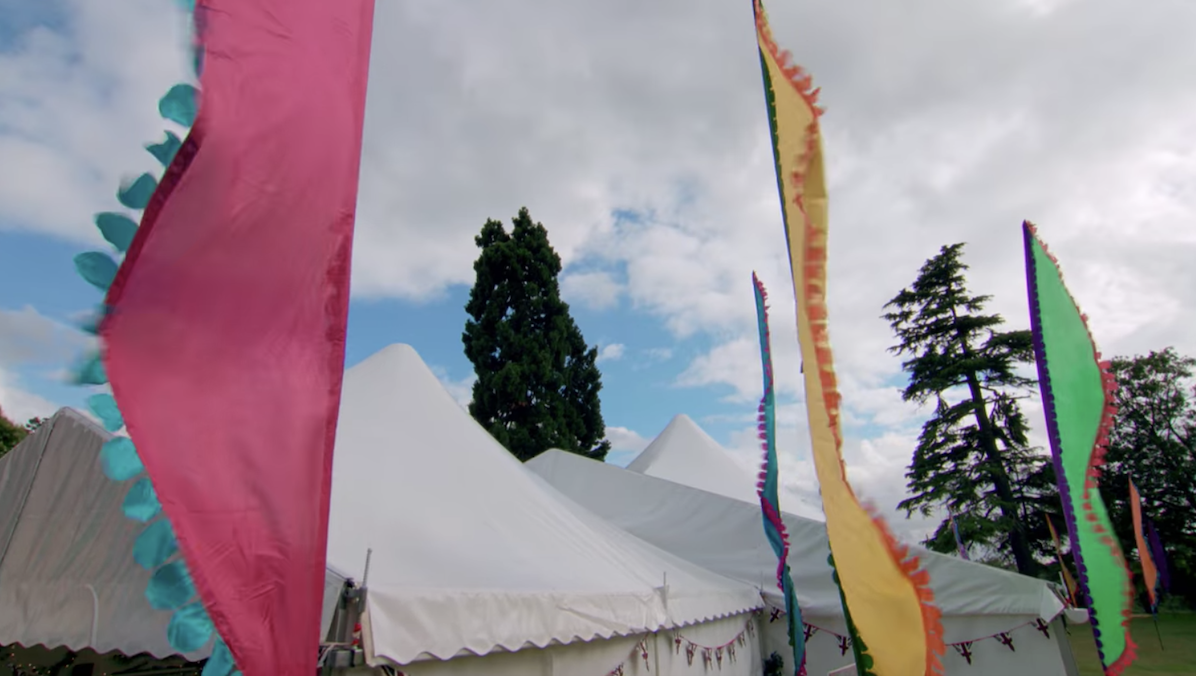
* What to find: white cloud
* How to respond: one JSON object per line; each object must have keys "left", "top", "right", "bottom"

{"left": 0, "top": 305, "right": 98, "bottom": 425}
{"left": 429, "top": 366, "right": 477, "bottom": 411}
{"left": 674, "top": 310, "right": 802, "bottom": 403}
{"left": 3, "top": 0, "right": 1195, "bottom": 535}
{"left": 597, "top": 343, "right": 625, "bottom": 362}
{"left": 632, "top": 347, "right": 675, "bottom": 372}
{"left": 645, "top": 348, "right": 673, "bottom": 362}
{"left": 725, "top": 417, "right": 938, "bottom": 543}
{"left": 0, "top": 367, "right": 59, "bottom": 425}
{"left": 0, "top": 0, "right": 192, "bottom": 242}
{"left": 561, "top": 271, "right": 624, "bottom": 310}
{"left": 0, "top": 305, "right": 94, "bottom": 362}
{"left": 605, "top": 425, "right": 650, "bottom": 455}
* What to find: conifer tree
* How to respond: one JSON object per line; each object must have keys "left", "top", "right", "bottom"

{"left": 463, "top": 207, "right": 611, "bottom": 462}
{"left": 884, "top": 243, "right": 1056, "bottom": 576}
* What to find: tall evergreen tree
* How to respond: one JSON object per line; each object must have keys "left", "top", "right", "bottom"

{"left": 463, "top": 207, "right": 611, "bottom": 462}
{"left": 883, "top": 243, "right": 1055, "bottom": 577}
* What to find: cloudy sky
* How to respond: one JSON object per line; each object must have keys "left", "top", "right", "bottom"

{"left": 1, "top": 0, "right": 1193, "bottom": 540}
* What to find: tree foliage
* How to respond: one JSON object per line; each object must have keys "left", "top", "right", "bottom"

{"left": 1098, "top": 348, "right": 1196, "bottom": 606}
{"left": 884, "top": 243, "right": 1056, "bottom": 576}
{"left": 463, "top": 207, "right": 610, "bottom": 462}
{"left": 0, "top": 408, "right": 29, "bottom": 458}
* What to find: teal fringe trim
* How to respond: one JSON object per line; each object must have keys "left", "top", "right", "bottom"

{"left": 146, "top": 131, "right": 183, "bottom": 167}
{"left": 70, "top": 351, "right": 107, "bottom": 385}
{"left": 159, "top": 85, "right": 199, "bottom": 127}
{"left": 168, "top": 603, "right": 215, "bottom": 654}
{"left": 117, "top": 173, "right": 159, "bottom": 210}
{"left": 66, "top": 3, "right": 236, "bottom": 666}
{"left": 134, "top": 519, "right": 180, "bottom": 570}
{"left": 100, "top": 437, "right": 144, "bottom": 481}
{"left": 202, "top": 639, "right": 235, "bottom": 676}
{"left": 86, "top": 393, "right": 124, "bottom": 431}
{"left": 148, "top": 560, "right": 198, "bottom": 610}
{"left": 74, "top": 252, "right": 119, "bottom": 291}
{"left": 122, "top": 478, "right": 162, "bottom": 523}
{"left": 95, "top": 213, "right": 139, "bottom": 252}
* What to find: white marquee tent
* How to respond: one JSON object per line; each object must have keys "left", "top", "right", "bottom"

{"left": 0, "top": 406, "right": 351, "bottom": 674}
{"left": 329, "top": 344, "right": 765, "bottom": 675}
{"left": 0, "top": 408, "right": 349, "bottom": 671}
{"left": 1, "top": 345, "right": 769, "bottom": 676}
{"left": 529, "top": 449, "right": 1081, "bottom": 676}
{"left": 626, "top": 414, "right": 823, "bottom": 520}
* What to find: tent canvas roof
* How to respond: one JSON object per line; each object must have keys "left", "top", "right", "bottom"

{"left": 0, "top": 408, "right": 346, "bottom": 659}
{"left": 529, "top": 450, "right": 1064, "bottom": 644}
{"left": 627, "top": 413, "right": 822, "bottom": 520}
{"left": 2, "top": 346, "right": 762, "bottom": 666}
{"left": 327, "top": 344, "right": 761, "bottom": 665}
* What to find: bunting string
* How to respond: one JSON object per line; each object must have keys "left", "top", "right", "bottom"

{"left": 604, "top": 618, "right": 758, "bottom": 675}
{"left": 766, "top": 609, "right": 1050, "bottom": 660}
{"left": 381, "top": 608, "right": 1056, "bottom": 676}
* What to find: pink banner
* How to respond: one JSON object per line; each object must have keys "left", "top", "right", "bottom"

{"left": 102, "top": 1, "right": 375, "bottom": 673}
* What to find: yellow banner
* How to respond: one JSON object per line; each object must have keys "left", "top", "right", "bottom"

{"left": 753, "top": 2, "right": 943, "bottom": 673}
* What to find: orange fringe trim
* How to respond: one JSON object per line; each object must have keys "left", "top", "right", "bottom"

{"left": 867, "top": 503, "right": 946, "bottom": 675}
{"left": 753, "top": 1, "right": 824, "bottom": 116}
{"left": 755, "top": 2, "right": 945, "bottom": 672}
{"left": 1024, "top": 221, "right": 1137, "bottom": 675}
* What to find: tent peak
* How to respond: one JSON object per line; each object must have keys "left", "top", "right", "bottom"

{"left": 357, "top": 342, "right": 420, "bottom": 364}
{"left": 626, "top": 412, "right": 824, "bottom": 520}
{"left": 627, "top": 413, "right": 727, "bottom": 473}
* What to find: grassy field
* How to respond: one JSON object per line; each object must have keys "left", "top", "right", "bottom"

{"left": 1068, "top": 614, "right": 1194, "bottom": 675}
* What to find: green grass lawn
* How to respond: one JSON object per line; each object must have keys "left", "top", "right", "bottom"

{"left": 1068, "top": 614, "right": 1194, "bottom": 675}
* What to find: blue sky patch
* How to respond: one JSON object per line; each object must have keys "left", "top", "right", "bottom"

{"left": 0, "top": 0, "right": 69, "bottom": 53}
